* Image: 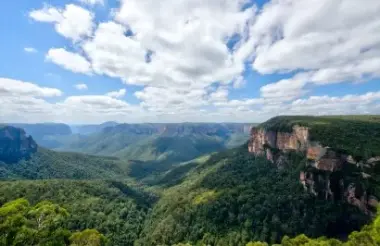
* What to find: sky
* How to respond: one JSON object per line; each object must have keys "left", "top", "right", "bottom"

{"left": 0, "top": 0, "right": 380, "bottom": 124}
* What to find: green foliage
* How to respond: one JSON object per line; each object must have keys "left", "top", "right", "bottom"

{"left": 70, "top": 229, "right": 107, "bottom": 246}
{"left": 172, "top": 206, "right": 380, "bottom": 245}
{"left": 0, "top": 148, "right": 130, "bottom": 180}
{"left": 2, "top": 117, "right": 380, "bottom": 245}
{"left": 137, "top": 146, "right": 370, "bottom": 246}
{"left": 192, "top": 190, "right": 218, "bottom": 205}
{"left": 0, "top": 180, "right": 154, "bottom": 245}
{"left": 0, "top": 198, "right": 105, "bottom": 246}
{"left": 259, "top": 116, "right": 380, "bottom": 159}
{"left": 246, "top": 242, "right": 268, "bottom": 246}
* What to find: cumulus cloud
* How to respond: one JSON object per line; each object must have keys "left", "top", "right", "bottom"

{"left": 46, "top": 48, "right": 92, "bottom": 74}
{"left": 34, "top": 0, "right": 256, "bottom": 91}
{"left": 209, "top": 87, "right": 229, "bottom": 103}
{"left": 24, "top": 47, "right": 37, "bottom": 53}
{"left": 288, "top": 92, "right": 380, "bottom": 115}
{"left": 232, "top": 76, "right": 247, "bottom": 89}
{"left": 78, "top": 0, "right": 104, "bottom": 6}
{"left": 249, "top": 0, "right": 380, "bottom": 73}
{"left": 20, "top": 0, "right": 380, "bottom": 123}
{"left": 30, "top": 4, "right": 94, "bottom": 42}
{"left": 106, "top": 88, "right": 126, "bottom": 98}
{"left": 245, "top": 0, "right": 380, "bottom": 101}
{"left": 0, "top": 78, "right": 62, "bottom": 123}
{"left": 135, "top": 87, "right": 208, "bottom": 112}
{"left": 63, "top": 95, "right": 130, "bottom": 109}
{"left": 259, "top": 73, "right": 311, "bottom": 102}
{"left": 0, "top": 78, "right": 62, "bottom": 97}
{"left": 74, "top": 83, "right": 88, "bottom": 90}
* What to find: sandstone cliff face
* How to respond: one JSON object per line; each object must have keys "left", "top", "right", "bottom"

{"left": 0, "top": 126, "right": 38, "bottom": 163}
{"left": 248, "top": 126, "right": 336, "bottom": 169}
{"left": 249, "top": 126, "right": 308, "bottom": 153}
{"left": 248, "top": 125, "right": 379, "bottom": 214}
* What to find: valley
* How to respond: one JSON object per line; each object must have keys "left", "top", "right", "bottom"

{"left": 1, "top": 116, "right": 380, "bottom": 245}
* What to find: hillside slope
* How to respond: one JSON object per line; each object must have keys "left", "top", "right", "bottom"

{"left": 2, "top": 117, "right": 380, "bottom": 245}
{"left": 137, "top": 116, "right": 380, "bottom": 246}
{"left": 0, "top": 148, "right": 130, "bottom": 180}
{"left": 0, "top": 123, "right": 130, "bottom": 180}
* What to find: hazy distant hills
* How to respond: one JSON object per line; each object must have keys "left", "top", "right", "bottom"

{"left": 58, "top": 123, "right": 254, "bottom": 164}
{"left": 5, "top": 122, "right": 255, "bottom": 165}
{"left": 8, "top": 122, "right": 118, "bottom": 149}
{"left": 9, "top": 123, "right": 72, "bottom": 149}
{"left": 70, "top": 121, "right": 119, "bottom": 135}
{"left": 0, "top": 126, "right": 129, "bottom": 180}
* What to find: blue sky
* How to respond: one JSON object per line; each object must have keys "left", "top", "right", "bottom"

{"left": 0, "top": 0, "right": 380, "bottom": 123}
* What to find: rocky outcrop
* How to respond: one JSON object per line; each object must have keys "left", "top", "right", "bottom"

{"left": 248, "top": 124, "right": 378, "bottom": 214}
{"left": 0, "top": 126, "right": 38, "bottom": 163}
{"left": 248, "top": 126, "right": 308, "bottom": 155}
{"left": 346, "top": 184, "right": 369, "bottom": 214}
{"left": 248, "top": 125, "right": 342, "bottom": 171}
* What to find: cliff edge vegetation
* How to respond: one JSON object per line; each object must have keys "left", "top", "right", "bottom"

{"left": 258, "top": 115, "right": 380, "bottom": 159}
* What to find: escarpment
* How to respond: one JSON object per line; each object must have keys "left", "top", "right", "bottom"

{"left": 0, "top": 126, "right": 38, "bottom": 163}
{"left": 248, "top": 123, "right": 380, "bottom": 214}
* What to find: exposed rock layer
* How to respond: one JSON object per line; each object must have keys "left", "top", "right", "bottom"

{"left": 248, "top": 126, "right": 339, "bottom": 170}
{"left": 248, "top": 125, "right": 379, "bottom": 214}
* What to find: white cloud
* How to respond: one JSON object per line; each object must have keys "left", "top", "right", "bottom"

{"left": 214, "top": 98, "right": 264, "bottom": 108}
{"left": 0, "top": 78, "right": 62, "bottom": 123}
{"left": 241, "top": 0, "right": 380, "bottom": 102}
{"left": 46, "top": 48, "right": 92, "bottom": 74}
{"left": 209, "top": 87, "right": 229, "bottom": 103}
{"left": 106, "top": 89, "right": 126, "bottom": 98}
{"left": 250, "top": 0, "right": 380, "bottom": 74}
{"left": 259, "top": 73, "right": 311, "bottom": 102}
{"left": 29, "top": 5, "right": 62, "bottom": 22}
{"left": 63, "top": 95, "right": 129, "bottom": 109}
{"left": 20, "top": 0, "right": 380, "bottom": 123}
{"left": 288, "top": 92, "right": 380, "bottom": 115}
{"left": 42, "top": 0, "right": 257, "bottom": 91}
{"left": 0, "top": 78, "right": 62, "bottom": 97}
{"left": 232, "top": 76, "right": 247, "bottom": 89}
{"left": 135, "top": 87, "right": 208, "bottom": 112}
{"left": 24, "top": 47, "right": 37, "bottom": 53}
{"left": 78, "top": 0, "right": 104, "bottom": 6}
{"left": 30, "top": 4, "right": 94, "bottom": 42}
{"left": 74, "top": 83, "right": 88, "bottom": 90}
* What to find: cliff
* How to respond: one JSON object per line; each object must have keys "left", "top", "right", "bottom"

{"left": 248, "top": 119, "right": 380, "bottom": 214}
{"left": 0, "top": 126, "right": 38, "bottom": 163}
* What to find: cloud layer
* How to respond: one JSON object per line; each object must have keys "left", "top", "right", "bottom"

{"left": 3, "top": 0, "right": 379, "bottom": 123}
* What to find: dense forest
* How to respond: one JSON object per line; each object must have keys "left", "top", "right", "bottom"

{"left": 1, "top": 116, "right": 380, "bottom": 245}
{"left": 0, "top": 198, "right": 106, "bottom": 246}
{"left": 0, "top": 148, "right": 130, "bottom": 180}
{"left": 136, "top": 146, "right": 371, "bottom": 246}
{"left": 0, "top": 180, "right": 154, "bottom": 245}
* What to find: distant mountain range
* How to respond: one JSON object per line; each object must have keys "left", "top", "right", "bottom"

{"left": 70, "top": 121, "right": 119, "bottom": 135}
{"left": 59, "top": 123, "right": 254, "bottom": 164}
{"left": 6, "top": 122, "right": 255, "bottom": 165}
